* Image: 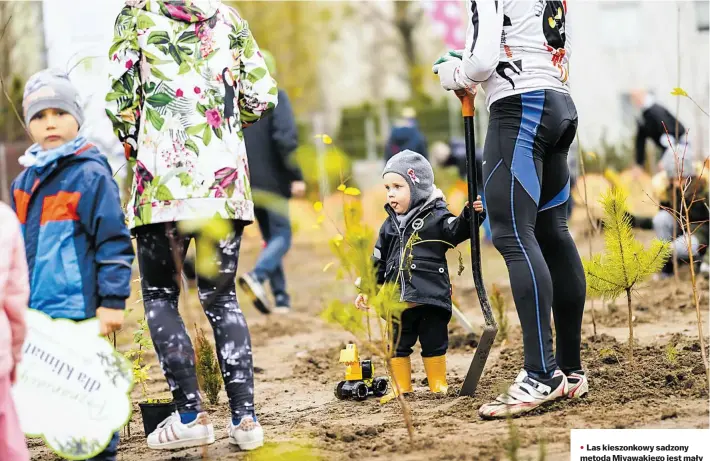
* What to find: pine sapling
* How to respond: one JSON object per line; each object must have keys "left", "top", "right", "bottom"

{"left": 195, "top": 326, "right": 222, "bottom": 406}
{"left": 123, "top": 317, "right": 153, "bottom": 437}
{"left": 583, "top": 188, "right": 671, "bottom": 362}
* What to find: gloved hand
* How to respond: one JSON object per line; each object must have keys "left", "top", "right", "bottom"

{"left": 432, "top": 49, "right": 464, "bottom": 74}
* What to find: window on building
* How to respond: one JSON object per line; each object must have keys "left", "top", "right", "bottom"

{"left": 697, "top": 1, "right": 709, "bottom": 32}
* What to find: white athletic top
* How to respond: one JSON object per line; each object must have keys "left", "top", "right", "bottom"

{"left": 456, "top": 0, "right": 571, "bottom": 108}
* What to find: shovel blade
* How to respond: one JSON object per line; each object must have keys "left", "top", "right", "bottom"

{"left": 459, "top": 325, "right": 498, "bottom": 397}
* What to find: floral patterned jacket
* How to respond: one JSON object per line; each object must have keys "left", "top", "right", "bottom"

{"left": 106, "top": 0, "right": 277, "bottom": 229}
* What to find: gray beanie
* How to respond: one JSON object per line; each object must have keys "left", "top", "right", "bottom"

{"left": 382, "top": 149, "right": 434, "bottom": 210}
{"left": 23, "top": 69, "right": 84, "bottom": 127}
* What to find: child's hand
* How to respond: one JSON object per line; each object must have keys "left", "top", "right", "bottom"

{"left": 354, "top": 293, "right": 369, "bottom": 311}
{"left": 473, "top": 195, "right": 484, "bottom": 213}
{"left": 97, "top": 307, "right": 125, "bottom": 336}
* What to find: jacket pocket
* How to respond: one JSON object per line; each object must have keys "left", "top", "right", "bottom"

{"left": 406, "top": 258, "right": 450, "bottom": 301}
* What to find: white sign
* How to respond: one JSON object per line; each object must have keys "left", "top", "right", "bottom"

{"left": 12, "top": 309, "right": 133, "bottom": 460}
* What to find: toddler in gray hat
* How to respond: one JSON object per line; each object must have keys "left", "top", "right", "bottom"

{"left": 354, "top": 149, "right": 485, "bottom": 403}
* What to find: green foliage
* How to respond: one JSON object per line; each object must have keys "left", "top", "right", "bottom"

{"left": 293, "top": 143, "right": 352, "bottom": 199}
{"left": 245, "top": 441, "right": 322, "bottom": 461}
{"left": 665, "top": 343, "right": 679, "bottom": 366}
{"left": 582, "top": 133, "right": 634, "bottom": 174}
{"left": 583, "top": 188, "right": 671, "bottom": 300}
{"left": 491, "top": 284, "right": 509, "bottom": 343}
{"left": 583, "top": 188, "right": 671, "bottom": 359}
{"left": 0, "top": 74, "right": 27, "bottom": 142}
{"left": 177, "top": 217, "right": 232, "bottom": 279}
{"left": 195, "top": 326, "right": 222, "bottom": 406}
{"left": 124, "top": 318, "right": 153, "bottom": 398}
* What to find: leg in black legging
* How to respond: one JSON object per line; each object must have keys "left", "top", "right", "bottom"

{"left": 536, "top": 124, "right": 586, "bottom": 374}
{"left": 483, "top": 91, "right": 556, "bottom": 376}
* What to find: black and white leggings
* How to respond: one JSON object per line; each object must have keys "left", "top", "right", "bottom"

{"left": 482, "top": 89, "right": 586, "bottom": 377}
{"left": 135, "top": 221, "right": 255, "bottom": 421}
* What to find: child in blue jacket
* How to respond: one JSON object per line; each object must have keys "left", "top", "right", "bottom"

{"left": 11, "top": 69, "right": 134, "bottom": 461}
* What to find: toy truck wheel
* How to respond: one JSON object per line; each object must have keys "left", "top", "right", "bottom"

{"left": 351, "top": 381, "right": 368, "bottom": 401}
{"left": 335, "top": 381, "right": 347, "bottom": 400}
{"left": 372, "top": 377, "right": 388, "bottom": 397}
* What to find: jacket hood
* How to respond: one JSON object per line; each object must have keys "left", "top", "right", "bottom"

{"left": 130, "top": 0, "right": 221, "bottom": 23}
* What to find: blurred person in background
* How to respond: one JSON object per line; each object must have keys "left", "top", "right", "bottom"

{"left": 631, "top": 89, "right": 691, "bottom": 178}
{"left": 238, "top": 50, "right": 305, "bottom": 316}
{"left": 384, "top": 107, "right": 429, "bottom": 162}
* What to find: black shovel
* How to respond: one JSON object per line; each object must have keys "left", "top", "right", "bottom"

{"left": 455, "top": 89, "right": 498, "bottom": 397}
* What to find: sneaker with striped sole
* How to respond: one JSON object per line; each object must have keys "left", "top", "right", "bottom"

{"left": 146, "top": 412, "right": 215, "bottom": 450}
{"left": 479, "top": 369, "right": 568, "bottom": 419}
{"left": 566, "top": 371, "right": 588, "bottom": 398}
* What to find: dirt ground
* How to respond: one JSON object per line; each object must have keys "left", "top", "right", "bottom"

{"left": 28, "top": 193, "right": 710, "bottom": 461}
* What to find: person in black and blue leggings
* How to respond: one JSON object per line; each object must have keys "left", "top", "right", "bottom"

{"left": 434, "top": 0, "right": 588, "bottom": 418}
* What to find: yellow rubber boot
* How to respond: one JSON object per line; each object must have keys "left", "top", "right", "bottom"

{"left": 423, "top": 355, "right": 448, "bottom": 394}
{"left": 380, "top": 357, "right": 413, "bottom": 404}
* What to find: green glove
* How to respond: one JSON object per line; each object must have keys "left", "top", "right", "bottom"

{"left": 432, "top": 49, "right": 464, "bottom": 74}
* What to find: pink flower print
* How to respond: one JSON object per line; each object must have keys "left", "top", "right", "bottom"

{"left": 126, "top": 59, "right": 134, "bottom": 69}
{"left": 212, "top": 167, "right": 239, "bottom": 198}
{"left": 135, "top": 160, "right": 154, "bottom": 196}
{"left": 113, "top": 53, "right": 118, "bottom": 61}
{"left": 216, "top": 73, "right": 223, "bottom": 83}
{"left": 194, "top": 86, "right": 201, "bottom": 94}
{"left": 166, "top": 4, "right": 193, "bottom": 22}
{"left": 176, "top": 89, "right": 184, "bottom": 98}
{"left": 205, "top": 109, "right": 222, "bottom": 128}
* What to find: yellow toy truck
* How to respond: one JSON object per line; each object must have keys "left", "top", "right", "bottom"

{"left": 334, "top": 343, "right": 388, "bottom": 401}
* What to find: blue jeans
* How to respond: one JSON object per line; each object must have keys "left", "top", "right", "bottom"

{"left": 88, "top": 432, "right": 119, "bottom": 461}
{"left": 253, "top": 206, "right": 293, "bottom": 307}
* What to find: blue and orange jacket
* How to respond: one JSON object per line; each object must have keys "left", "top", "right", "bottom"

{"left": 10, "top": 140, "right": 134, "bottom": 320}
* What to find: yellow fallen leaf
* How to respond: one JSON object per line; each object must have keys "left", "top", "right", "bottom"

{"left": 323, "top": 262, "right": 334, "bottom": 272}
{"left": 344, "top": 187, "right": 361, "bottom": 196}
{"left": 313, "top": 201, "right": 323, "bottom": 212}
{"left": 671, "top": 87, "right": 688, "bottom": 97}
{"left": 337, "top": 184, "right": 346, "bottom": 192}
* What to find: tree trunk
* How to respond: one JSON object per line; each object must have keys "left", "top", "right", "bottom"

{"left": 626, "top": 288, "right": 634, "bottom": 362}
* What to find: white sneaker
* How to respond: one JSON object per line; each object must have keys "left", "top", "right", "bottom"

{"left": 147, "top": 411, "right": 215, "bottom": 450}
{"left": 566, "top": 371, "right": 589, "bottom": 398}
{"left": 479, "top": 369, "right": 568, "bottom": 419}
{"left": 228, "top": 415, "right": 264, "bottom": 451}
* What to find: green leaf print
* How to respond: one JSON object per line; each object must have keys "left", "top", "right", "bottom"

{"left": 143, "top": 81, "right": 157, "bottom": 94}
{"left": 186, "top": 123, "right": 207, "bottom": 136}
{"left": 143, "top": 49, "right": 171, "bottom": 66}
{"left": 184, "top": 140, "right": 200, "bottom": 155}
{"left": 155, "top": 185, "right": 174, "bottom": 201}
{"left": 108, "top": 39, "right": 125, "bottom": 60}
{"left": 137, "top": 14, "right": 156, "bottom": 30}
{"left": 146, "top": 107, "right": 165, "bottom": 130}
{"left": 147, "top": 31, "right": 170, "bottom": 46}
{"left": 224, "top": 201, "right": 236, "bottom": 219}
{"left": 246, "top": 67, "right": 266, "bottom": 84}
{"left": 147, "top": 93, "right": 173, "bottom": 107}
{"left": 150, "top": 66, "right": 172, "bottom": 82}
{"left": 243, "top": 37, "right": 255, "bottom": 58}
{"left": 178, "top": 31, "right": 200, "bottom": 44}
{"left": 106, "top": 92, "right": 126, "bottom": 102}
{"left": 178, "top": 62, "right": 191, "bottom": 75}
{"left": 214, "top": 127, "right": 223, "bottom": 140}
{"left": 140, "top": 205, "right": 152, "bottom": 226}
{"left": 268, "top": 87, "right": 278, "bottom": 95}
{"left": 168, "top": 43, "right": 183, "bottom": 65}
{"left": 203, "top": 124, "right": 213, "bottom": 146}
{"left": 177, "top": 172, "right": 193, "bottom": 186}
{"left": 197, "top": 103, "right": 208, "bottom": 116}
{"left": 243, "top": 175, "right": 252, "bottom": 201}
